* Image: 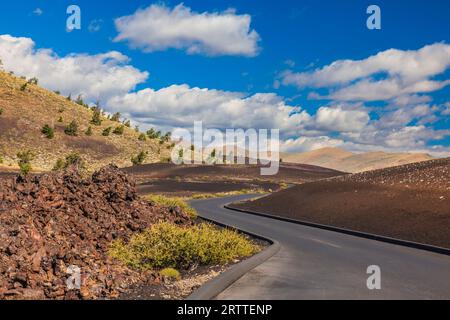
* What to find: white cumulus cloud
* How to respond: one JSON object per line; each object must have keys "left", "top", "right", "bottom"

{"left": 0, "top": 34, "right": 148, "bottom": 102}
{"left": 282, "top": 43, "right": 450, "bottom": 101}
{"left": 114, "top": 3, "right": 260, "bottom": 57}
{"left": 314, "top": 106, "right": 370, "bottom": 132}
{"left": 107, "top": 85, "right": 309, "bottom": 135}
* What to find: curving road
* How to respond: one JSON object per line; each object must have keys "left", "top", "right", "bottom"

{"left": 191, "top": 195, "right": 450, "bottom": 300}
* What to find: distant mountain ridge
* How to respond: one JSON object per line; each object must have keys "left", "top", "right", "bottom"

{"left": 281, "top": 147, "right": 434, "bottom": 173}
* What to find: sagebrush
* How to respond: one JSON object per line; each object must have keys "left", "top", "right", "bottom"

{"left": 109, "top": 222, "right": 258, "bottom": 270}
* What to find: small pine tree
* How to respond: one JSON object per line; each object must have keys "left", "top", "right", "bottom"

{"left": 178, "top": 148, "right": 184, "bottom": 163}
{"left": 53, "top": 152, "right": 85, "bottom": 171}
{"left": 17, "top": 150, "right": 34, "bottom": 176}
{"left": 75, "top": 94, "right": 84, "bottom": 106}
{"left": 131, "top": 151, "right": 148, "bottom": 166}
{"left": 64, "top": 120, "right": 78, "bottom": 136}
{"left": 41, "top": 124, "right": 54, "bottom": 139}
{"left": 102, "top": 127, "right": 112, "bottom": 136}
{"left": 66, "top": 94, "right": 72, "bottom": 101}
{"left": 146, "top": 128, "right": 161, "bottom": 139}
{"left": 113, "top": 125, "right": 125, "bottom": 135}
{"left": 20, "top": 83, "right": 28, "bottom": 91}
{"left": 111, "top": 112, "right": 121, "bottom": 122}
{"left": 162, "top": 132, "right": 172, "bottom": 142}
{"left": 85, "top": 126, "right": 93, "bottom": 136}
{"left": 52, "top": 158, "right": 65, "bottom": 171}
{"left": 123, "top": 120, "right": 131, "bottom": 127}
{"left": 90, "top": 107, "right": 102, "bottom": 126}
{"left": 138, "top": 133, "right": 147, "bottom": 141}
{"left": 28, "top": 77, "right": 38, "bottom": 85}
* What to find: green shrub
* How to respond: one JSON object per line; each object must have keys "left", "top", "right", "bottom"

{"left": 75, "top": 94, "right": 84, "bottom": 106}
{"left": 102, "top": 127, "right": 112, "bottom": 136}
{"left": 66, "top": 94, "right": 72, "bottom": 101}
{"left": 64, "top": 120, "right": 78, "bottom": 136}
{"left": 0, "top": 155, "right": 3, "bottom": 164}
{"left": 109, "top": 222, "right": 258, "bottom": 270}
{"left": 123, "top": 120, "right": 131, "bottom": 127}
{"left": 41, "top": 124, "right": 54, "bottom": 139}
{"left": 28, "top": 77, "right": 38, "bottom": 85}
{"left": 111, "top": 112, "right": 121, "bottom": 122}
{"left": 146, "top": 195, "right": 197, "bottom": 218}
{"left": 85, "top": 126, "right": 93, "bottom": 136}
{"left": 113, "top": 125, "right": 124, "bottom": 135}
{"left": 146, "top": 128, "right": 161, "bottom": 139}
{"left": 131, "top": 150, "right": 147, "bottom": 165}
{"left": 160, "top": 157, "right": 171, "bottom": 163}
{"left": 162, "top": 132, "right": 171, "bottom": 143}
{"left": 90, "top": 108, "right": 102, "bottom": 126}
{"left": 57, "top": 116, "right": 63, "bottom": 123}
{"left": 160, "top": 268, "right": 180, "bottom": 281}
{"left": 53, "top": 152, "right": 85, "bottom": 171}
{"left": 20, "top": 83, "right": 28, "bottom": 91}
{"left": 138, "top": 133, "right": 147, "bottom": 141}
{"left": 17, "top": 150, "right": 34, "bottom": 176}
{"left": 52, "top": 158, "right": 65, "bottom": 171}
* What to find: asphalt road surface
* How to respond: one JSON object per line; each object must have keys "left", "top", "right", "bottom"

{"left": 191, "top": 194, "right": 450, "bottom": 300}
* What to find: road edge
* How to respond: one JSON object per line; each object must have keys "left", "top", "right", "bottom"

{"left": 187, "top": 216, "right": 281, "bottom": 300}
{"left": 224, "top": 204, "right": 450, "bottom": 256}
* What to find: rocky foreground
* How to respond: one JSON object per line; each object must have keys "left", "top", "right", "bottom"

{"left": 0, "top": 165, "right": 192, "bottom": 300}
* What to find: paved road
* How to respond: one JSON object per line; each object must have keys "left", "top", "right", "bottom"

{"left": 191, "top": 195, "right": 450, "bottom": 300}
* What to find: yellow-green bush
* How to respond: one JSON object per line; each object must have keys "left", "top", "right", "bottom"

{"left": 160, "top": 268, "right": 181, "bottom": 280}
{"left": 146, "top": 195, "right": 197, "bottom": 218}
{"left": 109, "top": 222, "right": 258, "bottom": 270}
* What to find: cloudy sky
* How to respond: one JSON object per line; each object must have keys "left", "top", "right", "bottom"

{"left": 0, "top": 0, "right": 449, "bottom": 155}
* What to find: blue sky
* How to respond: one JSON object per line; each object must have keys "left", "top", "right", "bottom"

{"left": 0, "top": 0, "right": 449, "bottom": 155}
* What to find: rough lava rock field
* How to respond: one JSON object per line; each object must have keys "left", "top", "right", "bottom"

{"left": 0, "top": 165, "right": 192, "bottom": 300}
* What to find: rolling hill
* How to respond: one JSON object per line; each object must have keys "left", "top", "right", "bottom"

{"left": 281, "top": 147, "right": 433, "bottom": 173}
{"left": 233, "top": 157, "right": 450, "bottom": 248}
{"left": 0, "top": 70, "right": 171, "bottom": 171}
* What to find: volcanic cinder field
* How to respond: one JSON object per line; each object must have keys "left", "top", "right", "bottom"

{"left": 122, "top": 162, "right": 344, "bottom": 197}
{"left": 232, "top": 158, "right": 450, "bottom": 248}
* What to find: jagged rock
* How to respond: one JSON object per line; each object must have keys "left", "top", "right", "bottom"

{"left": 0, "top": 165, "right": 192, "bottom": 300}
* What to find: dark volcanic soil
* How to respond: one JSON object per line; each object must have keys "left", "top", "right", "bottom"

{"left": 137, "top": 179, "right": 279, "bottom": 196}
{"left": 233, "top": 158, "right": 450, "bottom": 248}
{"left": 124, "top": 162, "right": 344, "bottom": 184}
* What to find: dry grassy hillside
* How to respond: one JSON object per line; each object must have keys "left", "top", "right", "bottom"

{"left": 0, "top": 71, "right": 171, "bottom": 171}
{"left": 282, "top": 147, "right": 433, "bottom": 173}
